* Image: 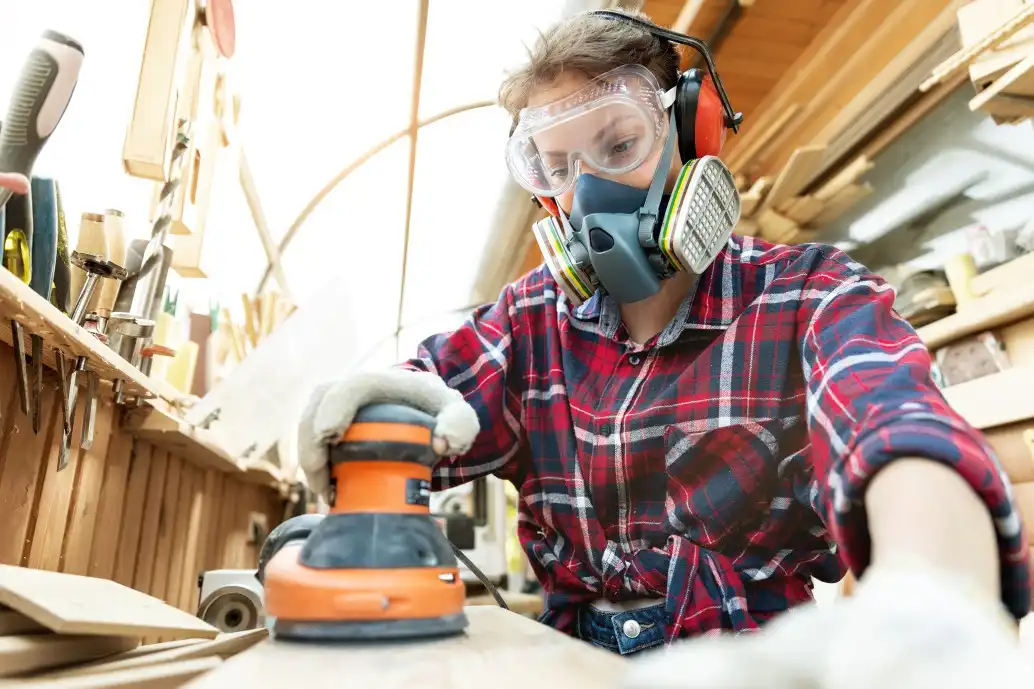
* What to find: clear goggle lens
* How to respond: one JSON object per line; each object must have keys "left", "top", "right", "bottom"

{"left": 505, "top": 65, "right": 673, "bottom": 198}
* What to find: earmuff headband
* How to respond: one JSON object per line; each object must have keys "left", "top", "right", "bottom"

{"left": 588, "top": 10, "right": 743, "bottom": 132}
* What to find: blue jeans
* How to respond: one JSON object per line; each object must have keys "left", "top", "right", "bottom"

{"left": 575, "top": 601, "right": 667, "bottom": 655}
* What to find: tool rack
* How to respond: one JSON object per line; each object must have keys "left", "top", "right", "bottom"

{"left": 0, "top": 266, "right": 284, "bottom": 491}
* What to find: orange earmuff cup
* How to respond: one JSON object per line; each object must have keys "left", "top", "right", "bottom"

{"left": 694, "top": 76, "right": 727, "bottom": 158}
{"left": 536, "top": 196, "right": 560, "bottom": 218}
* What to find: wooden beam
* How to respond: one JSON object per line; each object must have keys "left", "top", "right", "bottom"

{"left": 723, "top": 0, "right": 894, "bottom": 171}
{"left": 673, "top": 0, "right": 707, "bottom": 33}
{"left": 753, "top": 0, "right": 963, "bottom": 179}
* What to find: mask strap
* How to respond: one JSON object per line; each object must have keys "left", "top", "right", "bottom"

{"left": 638, "top": 110, "right": 678, "bottom": 249}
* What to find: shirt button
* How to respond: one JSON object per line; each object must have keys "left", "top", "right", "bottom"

{"left": 628, "top": 354, "right": 641, "bottom": 365}
{"left": 599, "top": 423, "right": 612, "bottom": 436}
{"left": 622, "top": 619, "right": 641, "bottom": 638}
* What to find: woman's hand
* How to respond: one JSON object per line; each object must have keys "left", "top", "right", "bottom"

{"left": 622, "top": 561, "right": 1033, "bottom": 689}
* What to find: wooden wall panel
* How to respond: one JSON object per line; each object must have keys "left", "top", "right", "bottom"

{"left": 0, "top": 340, "right": 282, "bottom": 612}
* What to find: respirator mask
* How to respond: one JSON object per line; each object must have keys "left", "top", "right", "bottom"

{"left": 504, "top": 12, "right": 744, "bottom": 306}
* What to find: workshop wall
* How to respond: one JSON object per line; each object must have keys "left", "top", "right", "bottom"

{"left": 826, "top": 85, "right": 1034, "bottom": 279}
{"left": 0, "top": 341, "right": 281, "bottom": 614}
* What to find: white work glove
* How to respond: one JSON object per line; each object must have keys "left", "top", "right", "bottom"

{"left": 297, "top": 369, "right": 480, "bottom": 497}
{"left": 624, "top": 561, "right": 1034, "bottom": 689}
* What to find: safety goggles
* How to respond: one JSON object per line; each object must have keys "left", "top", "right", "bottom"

{"left": 504, "top": 65, "right": 677, "bottom": 198}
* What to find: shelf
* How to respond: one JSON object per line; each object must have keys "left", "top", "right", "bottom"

{"left": 0, "top": 269, "right": 282, "bottom": 491}
{"left": 916, "top": 281, "right": 1034, "bottom": 349}
{"left": 121, "top": 400, "right": 288, "bottom": 493}
{"left": 0, "top": 268, "right": 166, "bottom": 401}
{"left": 941, "top": 364, "right": 1034, "bottom": 430}
{"left": 121, "top": 400, "right": 242, "bottom": 474}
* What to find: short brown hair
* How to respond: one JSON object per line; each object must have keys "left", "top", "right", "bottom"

{"left": 498, "top": 9, "right": 680, "bottom": 123}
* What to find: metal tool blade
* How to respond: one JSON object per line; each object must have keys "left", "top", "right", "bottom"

{"left": 11, "top": 321, "right": 29, "bottom": 415}
{"left": 80, "top": 371, "right": 97, "bottom": 450}
{"left": 66, "top": 357, "right": 85, "bottom": 438}
{"left": 30, "top": 334, "right": 42, "bottom": 434}
{"left": 54, "top": 353, "right": 70, "bottom": 435}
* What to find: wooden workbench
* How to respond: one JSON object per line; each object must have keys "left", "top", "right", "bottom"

{"left": 182, "top": 606, "right": 626, "bottom": 688}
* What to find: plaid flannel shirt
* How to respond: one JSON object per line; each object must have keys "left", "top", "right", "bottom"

{"left": 401, "top": 235, "right": 1031, "bottom": 640}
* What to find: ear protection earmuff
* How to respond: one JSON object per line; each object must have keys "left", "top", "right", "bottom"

{"left": 590, "top": 10, "right": 742, "bottom": 163}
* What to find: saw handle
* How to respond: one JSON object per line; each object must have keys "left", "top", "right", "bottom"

{"left": 0, "top": 30, "right": 84, "bottom": 209}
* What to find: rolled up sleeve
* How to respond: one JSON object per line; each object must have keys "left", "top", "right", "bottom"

{"left": 795, "top": 246, "right": 1031, "bottom": 618}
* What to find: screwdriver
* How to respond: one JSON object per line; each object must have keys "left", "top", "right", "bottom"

{"left": 29, "top": 177, "right": 59, "bottom": 433}
{"left": 3, "top": 190, "right": 33, "bottom": 417}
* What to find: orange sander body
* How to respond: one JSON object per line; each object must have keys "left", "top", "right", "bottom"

{"left": 260, "top": 403, "right": 468, "bottom": 641}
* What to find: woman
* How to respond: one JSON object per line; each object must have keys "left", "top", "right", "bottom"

{"left": 298, "top": 8, "right": 1032, "bottom": 687}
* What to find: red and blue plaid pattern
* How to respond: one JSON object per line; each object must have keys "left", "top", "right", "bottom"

{"left": 402, "top": 235, "right": 1031, "bottom": 640}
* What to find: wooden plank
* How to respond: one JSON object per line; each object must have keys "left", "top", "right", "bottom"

{"left": 0, "top": 270, "right": 157, "bottom": 400}
{"left": 133, "top": 448, "right": 169, "bottom": 594}
{"left": 150, "top": 453, "right": 182, "bottom": 601}
{"left": 803, "top": 2, "right": 964, "bottom": 183}
{"left": 28, "top": 384, "right": 86, "bottom": 571}
{"left": 200, "top": 472, "right": 223, "bottom": 574}
{"left": 784, "top": 195, "right": 826, "bottom": 224}
{"left": 185, "top": 607, "right": 622, "bottom": 689}
{"left": 763, "top": 145, "right": 828, "bottom": 210}
{"left": 34, "top": 629, "right": 266, "bottom": 680}
{"left": 214, "top": 476, "right": 239, "bottom": 570}
{"left": 969, "top": 51, "right": 1034, "bottom": 112}
{"left": 757, "top": 208, "right": 800, "bottom": 243}
{"left": 861, "top": 71, "right": 968, "bottom": 159}
{"left": 61, "top": 401, "right": 117, "bottom": 575}
{"left": 723, "top": 0, "right": 899, "bottom": 171}
{"left": 165, "top": 463, "right": 197, "bottom": 611}
{"left": 121, "top": 403, "right": 241, "bottom": 474}
{"left": 814, "top": 156, "right": 875, "bottom": 201}
{"left": 811, "top": 183, "right": 874, "bottom": 227}
{"left": 725, "top": 103, "right": 802, "bottom": 172}
{"left": 982, "top": 422, "right": 1034, "bottom": 483}
{"left": 0, "top": 634, "right": 136, "bottom": 678}
{"left": 121, "top": 0, "right": 194, "bottom": 181}
{"left": 943, "top": 364, "right": 1034, "bottom": 429}
{"left": 971, "top": 251, "right": 1034, "bottom": 297}
{"left": 753, "top": 0, "right": 961, "bottom": 177}
{"left": 918, "top": 280, "right": 1034, "bottom": 348}
{"left": 177, "top": 469, "right": 207, "bottom": 613}
{"left": 87, "top": 429, "right": 135, "bottom": 580}
{"left": 0, "top": 608, "right": 48, "bottom": 635}
{"left": 111, "top": 442, "right": 154, "bottom": 588}
{"left": 0, "top": 564, "right": 217, "bottom": 639}
{"left": 0, "top": 371, "right": 58, "bottom": 566}
{"left": 13, "top": 657, "right": 222, "bottom": 688}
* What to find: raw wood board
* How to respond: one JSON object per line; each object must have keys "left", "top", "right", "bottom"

{"left": 918, "top": 280, "right": 1034, "bottom": 348}
{"left": 942, "top": 364, "right": 1034, "bottom": 429}
{"left": 182, "top": 607, "right": 625, "bottom": 689}
{"left": 0, "top": 634, "right": 136, "bottom": 678}
{"left": 7, "top": 657, "right": 221, "bottom": 688}
{"left": 0, "top": 565, "right": 217, "bottom": 640}
{"left": 33, "top": 630, "right": 266, "bottom": 680}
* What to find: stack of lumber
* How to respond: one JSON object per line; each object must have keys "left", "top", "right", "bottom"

{"left": 737, "top": 154, "right": 874, "bottom": 244}
{"left": 921, "top": 0, "right": 1034, "bottom": 123}
{"left": 725, "top": 0, "right": 967, "bottom": 218}
{"left": 0, "top": 565, "right": 266, "bottom": 688}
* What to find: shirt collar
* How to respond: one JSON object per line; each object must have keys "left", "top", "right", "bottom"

{"left": 569, "top": 236, "right": 746, "bottom": 338}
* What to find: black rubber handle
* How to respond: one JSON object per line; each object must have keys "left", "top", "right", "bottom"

{"left": 0, "top": 30, "right": 84, "bottom": 209}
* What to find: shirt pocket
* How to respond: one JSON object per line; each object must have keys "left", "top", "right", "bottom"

{"left": 663, "top": 418, "right": 794, "bottom": 550}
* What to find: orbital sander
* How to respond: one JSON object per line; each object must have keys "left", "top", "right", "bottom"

{"left": 259, "top": 402, "right": 469, "bottom": 641}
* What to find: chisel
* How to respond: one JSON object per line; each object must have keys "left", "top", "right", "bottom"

{"left": 29, "top": 177, "right": 58, "bottom": 433}
{"left": 3, "top": 191, "right": 33, "bottom": 416}
{"left": 50, "top": 180, "right": 71, "bottom": 314}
